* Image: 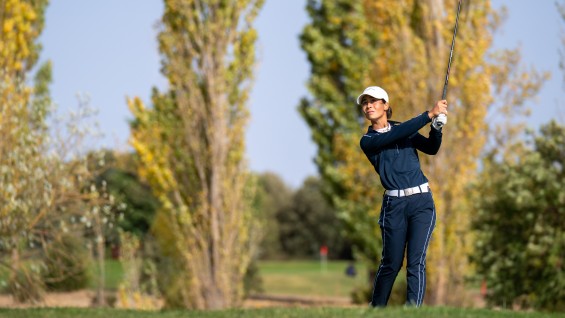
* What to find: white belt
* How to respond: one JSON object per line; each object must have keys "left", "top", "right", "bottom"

{"left": 385, "top": 183, "right": 430, "bottom": 197}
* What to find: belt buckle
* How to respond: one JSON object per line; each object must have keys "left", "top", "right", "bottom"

{"left": 404, "top": 187, "right": 416, "bottom": 196}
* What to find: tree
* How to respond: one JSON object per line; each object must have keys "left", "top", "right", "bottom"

{"left": 96, "top": 152, "right": 159, "bottom": 238}
{"left": 472, "top": 121, "right": 565, "bottom": 311}
{"left": 253, "top": 172, "right": 293, "bottom": 259}
{"left": 465, "top": 3, "right": 565, "bottom": 311}
{"left": 0, "top": 0, "right": 122, "bottom": 305}
{"left": 300, "top": 0, "right": 547, "bottom": 305}
{"left": 0, "top": 0, "right": 51, "bottom": 302}
{"left": 0, "top": 0, "right": 47, "bottom": 76}
{"left": 277, "top": 176, "right": 350, "bottom": 259}
{"left": 299, "top": 0, "right": 380, "bottom": 266}
{"left": 128, "top": 0, "right": 264, "bottom": 309}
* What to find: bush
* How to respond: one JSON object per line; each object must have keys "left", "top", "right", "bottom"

{"left": 243, "top": 260, "right": 264, "bottom": 297}
{"left": 350, "top": 285, "right": 371, "bottom": 305}
{"left": 350, "top": 268, "right": 407, "bottom": 306}
{"left": 42, "top": 234, "right": 92, "bottom": 291}
{"left": 8, "top": 266, "right": 45, "bottom": 303}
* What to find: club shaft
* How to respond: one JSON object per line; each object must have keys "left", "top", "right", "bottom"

{"left": 442, "top": 0, "right": 463, "bottom": 100}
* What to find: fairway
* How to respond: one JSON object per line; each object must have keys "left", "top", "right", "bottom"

{"left": 258, "top": 260, "right": 370, "bottom": 298}
{"left": 85, "top": 259, "right": 375, "bottom": 298}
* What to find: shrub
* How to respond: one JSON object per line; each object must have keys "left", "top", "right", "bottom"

{"left": 8, "top": 266, "right": 45, "bottom": 303}
{"left": 243, "top": 259, "right": 264, "bottom": 297}
{"left": 350, "top": 269, "right": 407, "bottom": 306}
{"left": 42, "top": 234, "right": 92, "bottom": 291}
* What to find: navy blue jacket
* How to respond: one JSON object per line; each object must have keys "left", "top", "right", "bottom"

{"left": 360, "top": 111, "right": 442, "bottom": 190}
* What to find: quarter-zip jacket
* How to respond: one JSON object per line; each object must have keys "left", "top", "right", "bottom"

{"left": 360, "top": 111, "right": 442, "bottom": 190}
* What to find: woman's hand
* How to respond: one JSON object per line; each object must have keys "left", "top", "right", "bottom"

{"left": 428, "top": 100, "right": 448, "bottom": 119}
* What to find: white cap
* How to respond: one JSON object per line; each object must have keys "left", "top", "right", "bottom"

{"left": 356, "top": 86, "right": 389, "bottom": 105}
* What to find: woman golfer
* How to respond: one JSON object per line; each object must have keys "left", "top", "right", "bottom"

{"left": 358, "top": 86, "right": 447, "bottom": 307}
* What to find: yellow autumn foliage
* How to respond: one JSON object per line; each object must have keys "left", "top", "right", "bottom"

{"left": 128, "top": 0, "right": 264, "bottom": 310}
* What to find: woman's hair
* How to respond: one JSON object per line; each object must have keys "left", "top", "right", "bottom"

{"left": 385, "top": 102, "right": 392, "bottom": 119}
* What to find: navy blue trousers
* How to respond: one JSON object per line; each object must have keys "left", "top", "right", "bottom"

{"left": 370, "top": 192, "right": 436, "bottom": 307}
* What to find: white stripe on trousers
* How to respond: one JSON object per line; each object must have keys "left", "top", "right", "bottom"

{"left": 416, "top": 206, "right": 436, "bottom": 306}
{"left": 371, "top": 196, "right": 391, "bottom": 302}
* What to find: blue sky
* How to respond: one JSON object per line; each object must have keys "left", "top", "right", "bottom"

{"left": 39, "top": 1, "right": 564, "bottom": 188}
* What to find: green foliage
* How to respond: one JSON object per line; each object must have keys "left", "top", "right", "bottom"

{"left": 129, "top": 0, "right": 265, "bottom": 309}
{"left": 300, "top": 0, "right": 547, "bottom": 306}
{"left": 31, "top": 60, "right": 52, "bottom": 130}
{"left": 0, "top": 0, "right": 51, "bottom": 304}
{"left": 7, "top": 266, "right": 45, "bottom": 304}
{"left": 0, "top": 0, "right": 52, "bottom": 253}
{"left": 277, "top": 177, "right": 350, "bottom": 259}
{"left": 152, "top": 254, "right": 190, "bottom": 309}
{"left": 253, "top": 172, "right": 293, "bottom": 259}
{"left": 115, "top": 230, "right": 160, "bottom": 310}
{"left": 243, "top": 259, "right": 264, "bottom": 297}
{"left": 350, "top": 285, "right": 370, "bottom": 305}
{"left": 472, "top": 121, "right": 565, "bottom": 311}
{"left": 1, "top": 0, "right": 119, "bottom": 306}
{"left": 350, "top": 271, "right": 407, "bottom": 306}
{"left": 42, "top": 234, "right": 92, "bottom": 291}
{"left": 253, "top": 173, "right": 353, "bottom": 260}
{"left": 97, "top": 165, "right": 159, "bottom": 238}
{"left": 299, "top": 0, "right": 381, "bottom": 265}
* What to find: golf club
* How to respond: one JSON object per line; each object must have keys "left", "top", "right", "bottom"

{"left": 433, "top": 0, "right": 463, "bottom": 129}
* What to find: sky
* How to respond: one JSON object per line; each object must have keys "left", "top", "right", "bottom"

{"left": 39, "top": 1, "right": 564, "bottom": 189}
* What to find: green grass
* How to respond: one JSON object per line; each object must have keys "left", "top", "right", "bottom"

{"left": 90, "top": 259, "right": 123, "bottom": 290}
{"left": 258, "top": 260, "right": 369, "bottom": 297}
{"left": 0, "top": 259, "right": 124, "bottom": 293}
{"left": 99, "top": 259, "right": 373, "bottom": 298}
{"left": 0, "top": 259, "right": 394, "bottom": 298}
{"left": 3, "top": 259, "right": 368, "bottom": 297}
{"left": 1, "top": 260, "right": 563, "bottom": 317}
{"left": 0, "top": 307, "right": 563, "bottom": 318}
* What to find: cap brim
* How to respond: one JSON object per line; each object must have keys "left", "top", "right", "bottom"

{"left": 356, "top": 94, "right": 367, "bottom": 105}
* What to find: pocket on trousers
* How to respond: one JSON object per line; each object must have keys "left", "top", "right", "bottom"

{"left": 378, "top": 198, "right": 405, "bottom": 229}
{"left": 412, "top": 193, "right": 436, "bottom": 226}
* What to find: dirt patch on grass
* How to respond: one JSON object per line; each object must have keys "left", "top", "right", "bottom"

{"left": 0, "top": 290, "right": 487, "bottom": 309}
{"left": 0, "top": 290, "right": 95, "bottom": 308}
{"left": 244, "top": 294, "right": 358, "bottom": 308}
{"left": 0, "top": 291, "right": 357, "bottom": 309}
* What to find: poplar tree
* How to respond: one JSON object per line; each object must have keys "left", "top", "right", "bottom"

{"left": 299, "top": 0, "right": 380, "bottom": 266}
{"left": 129, "top": 0, "right": 264, "bottom": 309}
{"left": 300, "top": 0, "right": 546, "bottom": 305}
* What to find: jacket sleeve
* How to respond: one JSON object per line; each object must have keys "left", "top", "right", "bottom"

{"left": 410, "top": 125, "right": 442, "bottom": 155}
{"left": 360, "top": 112, "right": 432, "bottom": 152}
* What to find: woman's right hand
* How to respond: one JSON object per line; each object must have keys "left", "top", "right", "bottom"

{"left": 428, "top": 100, "right": 448, "bottom": 119}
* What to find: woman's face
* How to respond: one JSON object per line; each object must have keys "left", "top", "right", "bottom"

{"left": 361, "top": 96, "right": 388, "bottom": 121}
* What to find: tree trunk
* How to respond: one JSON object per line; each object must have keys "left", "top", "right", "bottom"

{"left": 94, "top": 220, "right": 106, "bottom": 307}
